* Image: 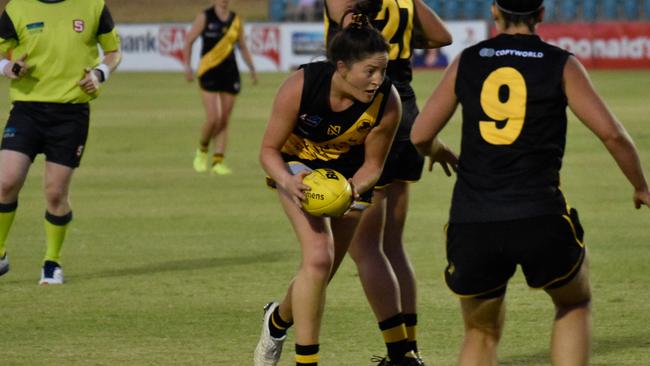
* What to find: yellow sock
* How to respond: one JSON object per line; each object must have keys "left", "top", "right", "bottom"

{"left": 44, "top": 211, "right": 73, "bottom": 263}
{"left": 0, "top": 202, "right": 17, "bottom": 257}
{"left": 212, "top": 153, "right": 224, "bottom": 166}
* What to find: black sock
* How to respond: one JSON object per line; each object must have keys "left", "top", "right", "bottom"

{"left": 268, "top": 306, "right": 293, "bottom": 339}
{"left": 404, "top": 313, "right": 418, "bottom": 353}
{"left": 295, "top": 343, "right": 319, "bottom": 365}
{"left": 379, "top": 313, "right": 409, "bottom": 362}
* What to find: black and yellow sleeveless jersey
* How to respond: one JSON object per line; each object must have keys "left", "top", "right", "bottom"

{"left": 450, "top": 33, "right": 572, "bottom": 223}
{"left": 324, "top": 0, "right": 414, "bottom": 99}
{"left": 281, "top": 61, "right": 392, "bottom": 178}
{"left": 197, "top": 8, "right": 240, "bottom": 78}
{"left": 0, "top": 0, "right": 120, "bottom": 103}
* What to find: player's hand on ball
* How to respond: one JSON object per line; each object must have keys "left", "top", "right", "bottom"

{"left": 283, "top": 172, "right": 311, "bottom": 208}
{"left": 79, "top": 67, "right": 100, "bottom": 94}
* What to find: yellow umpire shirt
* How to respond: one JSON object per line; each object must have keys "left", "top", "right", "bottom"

{"left": 0, "top": 0, "right": 120, "bottom": 103}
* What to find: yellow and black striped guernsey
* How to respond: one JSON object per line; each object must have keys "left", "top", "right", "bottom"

{"left": 0, "top": 0, "right": 120, "bottom": 103}
{"left": 452, "top": 34, "right": 572, "bottom": 223}
{"left": 197, "top": 8, "right": 241, "bottom": 78}
{"left": 281, "top": 62, "right": 392, "bottom": 178}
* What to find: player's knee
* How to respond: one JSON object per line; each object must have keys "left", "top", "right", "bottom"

{"left": 302, "top": 243, "right": 335, "bottom": 279}
{"left": 44, "top": 186, "right": 68, "bottom": 208}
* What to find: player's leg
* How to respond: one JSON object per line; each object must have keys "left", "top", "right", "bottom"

{"left": 40, "top": 161, "right": 74, "bottom": 284}
{"left": 277, "top": 188, "right": 337, "bottom": 365}
{"left": 348, "top": 189, "right": 411, "bottom": 363}
{"left": 545, "top": 260, "right": 591, "bottom": 366}
{"left": 457, "top": 295, "right": 505, "bottom": 366}
{"left": 382, "top": 181, "right": 421, "bottom": 354}
{"left": 194, "top": 91, "right": 221, "bottom": 172}
{"left": 0, "top": 150, "right": 32, "bottom": 274}
{"left": 210, "top": 92, "right": 236, "bottom": 175}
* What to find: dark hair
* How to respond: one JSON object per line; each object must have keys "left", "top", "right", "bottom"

{"left": 327, "top": 13, "right": 389, "bottom": 67}
{"left": 494, "top": 0, "right": 544, "bottom": 32}
{"left": 353, "top": 0, "right": 382, "bottom": 19}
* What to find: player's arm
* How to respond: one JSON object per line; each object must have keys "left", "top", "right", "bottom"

{"left": 352, "top": 85, "right": 401, "bottom": 195}
{"left": 79, "top": 4, "right": 121, "bottom": 94}
{"left": 412, "top": 0, "right": 452, "bottom": 49}
{"left": 260, "top": 70, "right": 309, "bottom": 207}
{"left": 325, "top": 0, "right": 359, "bottom": 26}
{"left": 411, "top": 56, "right": 459, "bottom": 175}
{"left": 182, "top": 12, "right": 206, "bottom": 82}
{"left": 563, "top": 55, "right": 650, "bottom": 208}
{"left": 0, "top": 10, "right": 28, "bottom": 80}
{"left": 237, "top": 18, "right": 258, "bottom": 85}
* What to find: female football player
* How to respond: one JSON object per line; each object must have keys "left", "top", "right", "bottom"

{"left": 183, "top": 0, "right": 257, "bottom": 175}
{"left": 411, "top": 0, "right": 650, "bottom": 365}
{"left": 254, "top": 14, "right": 401, "bottom": 366}
{"left": 324, "top": 1, "right": 455, "bottom": 364}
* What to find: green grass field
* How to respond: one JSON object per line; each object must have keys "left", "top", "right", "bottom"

{"left": 0, "top": 69, "right": 648, "bottom": 365}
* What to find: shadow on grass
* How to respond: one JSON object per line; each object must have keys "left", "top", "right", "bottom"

{"left": 498, "top": 333, "right": 650, "bottom": 365}
{"left": 1, "top": 250, "right": 292, "bottom": 285}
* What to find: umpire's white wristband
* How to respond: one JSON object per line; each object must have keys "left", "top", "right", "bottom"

{"left": 0, "top": 59, "right": 10, "bottom": 77}
{"left": 95, "top": 63, "right": 111, "bottom": 83}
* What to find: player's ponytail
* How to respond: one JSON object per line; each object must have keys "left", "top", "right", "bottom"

{"left": 327, "top": 11, "right": 388, "bottom": 67}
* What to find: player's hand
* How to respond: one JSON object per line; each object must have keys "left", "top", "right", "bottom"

{"left": 251, "top": 72, "right": 258, "bottom": 85}
{"left": 427, "top": 140, "right": 458, "bottom": 176}
{"left": 282, "top": 172, "right": 311, "bottom": 208}
{"left": 342, "top": 179, "right": 360, "bottom": 216}
{"left": 633, "top": 188, "right": 650, "bottom": 209}
{"left": 78, "top": 67, "right": 100, "bottom": 94}
{"left": 3, "top": 54, "right": 28, "bottom": 80}
{"left": 184, "top": 66, "right": 194, "bottom": 82}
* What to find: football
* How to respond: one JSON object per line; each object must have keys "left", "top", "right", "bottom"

{"left": 302, "top": 168, "right": 353, "bottom": 217}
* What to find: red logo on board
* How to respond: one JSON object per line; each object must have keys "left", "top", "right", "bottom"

{"left": 159, "top": 26, "right": 187, "bottom": 64}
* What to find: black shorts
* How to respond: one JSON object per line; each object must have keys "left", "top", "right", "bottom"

{"left": 199, "top": 61, "right": 241, "bottom": 94}
{"left": 375, "top": 96, "right": 424, "bottom": 188}
{"left": 444, "top": 208, "right": 586, "bottom": 299}
{"left": 375, "top": 139, "right": 424, "bottom": 188}
{"left": 1, "top": 102, "right": 90, "bottom": 168}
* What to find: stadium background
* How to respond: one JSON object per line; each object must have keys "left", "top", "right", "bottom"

{"left": 0, "top": 1, "right": 649, "bottom": 365}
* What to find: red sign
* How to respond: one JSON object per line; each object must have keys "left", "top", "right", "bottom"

{"left": 248, "top": 25, "right": 280, "bottom": 69}
{"left": 158, "top": 26, "right": 187, "bottom": 65}
{"left": 537, "top": 22, "right": 650, "bottom": 69}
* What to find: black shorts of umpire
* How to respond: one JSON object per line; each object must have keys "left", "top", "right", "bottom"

{"left": 1, "top": 102, "right": 90, "bottom": 168}
{"left": 444, "top": 208, "right": 586, "bottom": 299}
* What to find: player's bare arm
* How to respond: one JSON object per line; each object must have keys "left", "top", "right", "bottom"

{"left": 260, "top": 70, "right": 309, "bottom": 206}
{"left": 351, "top": 85, "right": 400, "bottom": 194}
{"left": 238, "top": 19, "right": 258, "bottom": 85}
{"left": 563, "top": 55, "right": 650, "bottom": 208}
{"left": 412, "top": 0, "right": 452, "bottom": 49}
{"left": 411, "top": 56, "right": 459, "bottom": 173}
{"left": 182, "top": 12, "right": 207, "bottom": 82}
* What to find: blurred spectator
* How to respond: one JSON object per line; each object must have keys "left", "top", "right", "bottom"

{"left": 286, "top": 0, "right": 323, "bottom": 21}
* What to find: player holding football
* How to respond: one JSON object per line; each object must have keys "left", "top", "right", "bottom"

{"left": 255, "top": 14, "right": 401, "bottom": 366}
{"left": 324, "top": 1, "right": 455, "bottom": 364}
{"left": 0, "top": 0, "right": 121, "bottom": 284}
{"left": 183, "top": 0, "right": 257, "bottom": 175}
{"left": 410, "top": 0, "right": 650, "bottom": 365}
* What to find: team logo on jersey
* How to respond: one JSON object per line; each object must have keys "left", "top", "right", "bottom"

{"left": 3, "top": 127, "right": 16, "bottom": 138}
{"left": 26, "top": 22, "right": 45, "bottom": 30}
{"left": 327, "top": 125, "right": 341, "bottom": 136}
{"left": 479, "top": 48, "right": 496, "bottom": 58}
{"left": 299, "top": 114, "right": 322, "bottom": 128}
{"left": 73, "top": 20, "right": 85, "bottom": 33}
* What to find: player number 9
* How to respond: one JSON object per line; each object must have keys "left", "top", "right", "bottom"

{"left": 479, "top": 67, "right": 527, "bottom": 145}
